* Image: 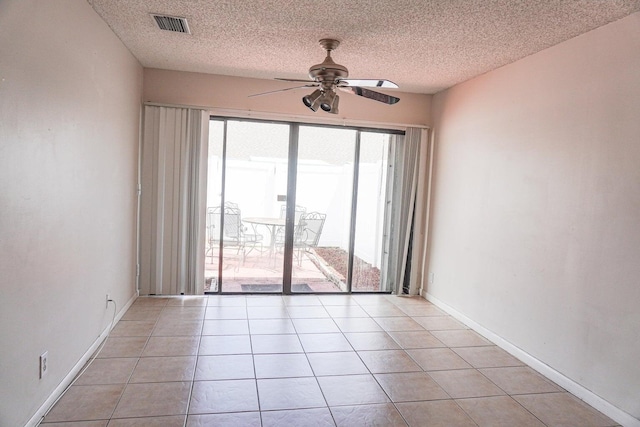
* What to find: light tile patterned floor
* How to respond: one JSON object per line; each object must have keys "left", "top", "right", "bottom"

{"left": 42, "top": 295, "right": 620, "bottom": 426}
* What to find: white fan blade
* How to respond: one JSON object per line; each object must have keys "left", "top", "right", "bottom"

{"left": 339, "top": 79, "right": 398, "bottom": 88}
{"left": 339, "top": 86, "right": 400, "bottom": 105}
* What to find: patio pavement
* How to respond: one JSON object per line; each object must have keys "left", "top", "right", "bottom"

{"left": 205, "top": 248, "right": 345, "bottom": 293}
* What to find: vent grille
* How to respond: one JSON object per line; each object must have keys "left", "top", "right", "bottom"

{"left": 151, "top": 14, "right": 190, "bottom": 34}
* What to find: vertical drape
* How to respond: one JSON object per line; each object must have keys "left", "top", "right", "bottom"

{"left": 139, "top": 105, "right": 208, "bottom": 295}
{"left": 408, "top": 128, "right": 431, "bottom": 295}
{"left": 385, "top": 127, "right": 425, "bottom": 295}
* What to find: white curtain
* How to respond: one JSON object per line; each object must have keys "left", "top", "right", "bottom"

{"left": 385, "top": 127, "right": 429, "bottom": 295}
{"left": 139, "top": 105, "right": 208, "bottom": 295}
{"left": 409, "top": 128, "right": 431, "bottom": 295}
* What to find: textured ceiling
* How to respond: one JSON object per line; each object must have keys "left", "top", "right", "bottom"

{"left": 88, "top": 0, "right": 640, "bottom": 94}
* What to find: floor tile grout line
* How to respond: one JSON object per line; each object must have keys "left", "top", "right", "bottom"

{"left": 453, "top": 394, "right": 551, "bottom": 427}
{"left": 305, "top": 342, "right": 342, "bottom": 426}
{"left": 180, "top": 298, "right": 207, "bottom": 427}
{"left": 299, "top": 308, "right": 356, "bottom": 426}
{"left": 391, "top": 306, "right": 481, "bottom": 426}
{"left": 104, "top": 298, "right": 169, "bottom": 423}
{"left": 246, "top": 297, "right": 265, "bottom": 419}
{"left": 334, "top": 314, "right": 423, "bottom": 427}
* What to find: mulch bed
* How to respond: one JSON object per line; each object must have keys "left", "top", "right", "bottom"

{"left": 313, "top": 247, "right": 381, "bottom": 291}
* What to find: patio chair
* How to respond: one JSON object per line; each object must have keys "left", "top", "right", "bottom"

{"left": 242, "top": 217, "right": 264, "bottom": 257}
{"left": 274, "top": 204, "right": 307, "bottom": 247}
{"left": 205, "top": 203, "right": 263, "bottom": 264}
{"left": 227, "top": 204, "right": 264, "bottom": 255}
{"left": 292, "top": 212, "right": 326, "bottom": 265}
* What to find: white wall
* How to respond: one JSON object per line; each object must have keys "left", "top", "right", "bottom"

{"left": 428, "top": 13, "right": 640, "bottom": 422}
{"left": 0, "top": 1, "right": 142, "bottom": 425}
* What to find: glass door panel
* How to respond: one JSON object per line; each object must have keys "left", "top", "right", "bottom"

{"left": 291, "top": 126, "right": 356, "bottom": 293}
{"left": 352, "top": 132, "right": 390, "bottom": 291}
{"left": 205, "top": 120, "right": 224, "bottom": 292}
{"left": 205, "top": 119, "right": 290, "bottom": 293}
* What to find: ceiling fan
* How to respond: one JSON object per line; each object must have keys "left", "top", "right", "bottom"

{"left": 249, "top": 39, "right": 400, "bottom": 114}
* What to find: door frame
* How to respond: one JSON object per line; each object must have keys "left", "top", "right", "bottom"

{"left": 207, "top": 116, "right": 404, "bottom": 295}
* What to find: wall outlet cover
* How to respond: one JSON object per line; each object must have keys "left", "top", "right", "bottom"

{"left": 40, "top": 351, "right": 48, "bottom": 379}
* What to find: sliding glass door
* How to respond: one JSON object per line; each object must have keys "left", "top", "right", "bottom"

{"left": 205, "top": 120, "right": 290, "bottom": 292}
{"left": 351, "top": 131, "right": 390, "bottom": 292}
{"left": 291, "top": 126, "right": 356, "bottom": 293}
{"left": 205, "top": 117, "right": 400, "bottom": 294}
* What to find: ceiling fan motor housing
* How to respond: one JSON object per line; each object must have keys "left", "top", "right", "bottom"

{"left": 308, "top": 59, "right": 349, "bottom": 83}
{"left": 308, "top": 38, "right": 349, "bottom": 85}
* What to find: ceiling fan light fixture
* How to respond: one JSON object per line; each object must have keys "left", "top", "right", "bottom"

{"left": 302, "top": 89, "right": 323, "bottom": 111}
{"left": 327, "top": 94, "right": 339, "bottom": 114}
{"left": 320, "top": 90, "right": 337, "bottom": 112}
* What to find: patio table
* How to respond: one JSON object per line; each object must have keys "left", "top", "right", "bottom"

{"left": 243, "top": 217, "right": 286, "bottom": 256}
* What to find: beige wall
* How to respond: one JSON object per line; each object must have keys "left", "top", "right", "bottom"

{"left": 143, "top": 68, "right": 432, "bottom": 128}
{"left": 428, "top": 12, "right": 640, "bottom": 422}
{"left": 0, "top": 1, "right": 142, "bottom": 425}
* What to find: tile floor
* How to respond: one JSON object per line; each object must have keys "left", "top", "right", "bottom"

{"left": 42, "top": 294, "right": 619, "bottom": 426}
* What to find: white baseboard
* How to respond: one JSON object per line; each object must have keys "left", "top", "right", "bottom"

{"left": 26, "top": 292, "right": 138, "bottom": 427}
{"left": 424, "top": 291, "right": 639, "bottom": 427}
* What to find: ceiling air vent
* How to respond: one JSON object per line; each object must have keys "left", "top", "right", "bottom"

{"left": 151, "top": 14, "right": 190, "bottom": 34}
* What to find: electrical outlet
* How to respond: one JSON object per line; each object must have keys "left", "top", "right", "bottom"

{"left": 40, "top": 351, "right": 48, "bottom": 379}
{"left": 429, "top": 272, "right": 434, "bottom": 284}
{"left": 106, "top": 293, "right": 110, "bottom": 308}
